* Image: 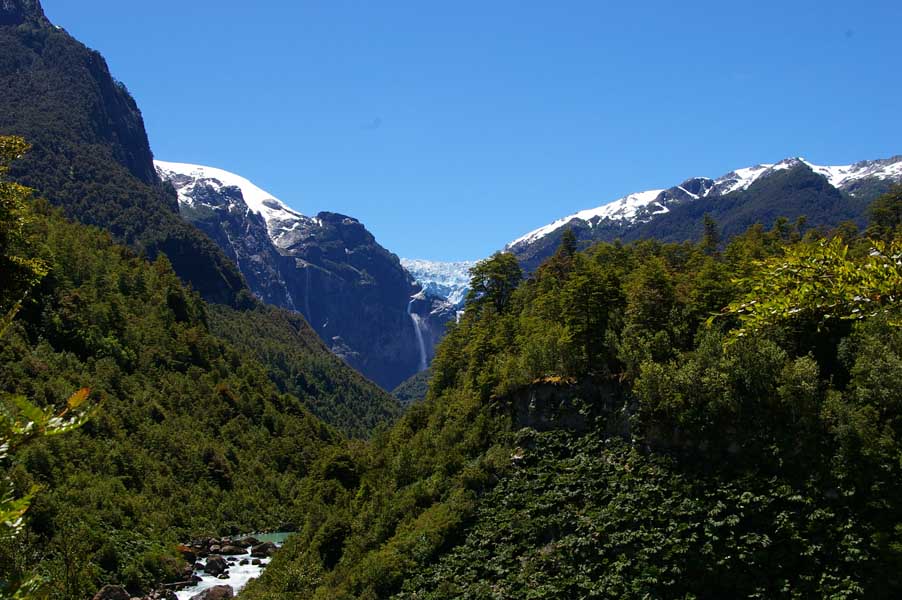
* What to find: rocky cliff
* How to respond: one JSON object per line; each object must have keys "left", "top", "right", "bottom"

{"left": 157, "top": 162, "right": 451, "bottom": 389}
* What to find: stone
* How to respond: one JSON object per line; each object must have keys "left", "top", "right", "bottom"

{"left": 203, "top": 555, "right": 228, "bottom": 577}
{"left": 92, "top": 586, "right": 130, "bottom": 600}
{"left": 188, "top": 585, "right": 234, "bottom": 600}
{"left": 250, "top": 542, "right": 277, "bottom": 558}
{"left": 219, "top": 545, "right": 245, "bottom": 555}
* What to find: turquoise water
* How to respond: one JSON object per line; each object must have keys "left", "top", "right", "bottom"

{"left": 247, "top": 531, "right": 292, "bottom": 544}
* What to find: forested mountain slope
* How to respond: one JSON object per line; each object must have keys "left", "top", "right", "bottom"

{"left": 244, "top": 188, "right": 902, "bottom": 599}
{"left": 0, "top": 140, "right": 398, "bottom": 597}
{"left": 0, "top": 1, "right": 402, "bottom": 431}
{"left": 0, "top": 1, "right": 246, "bottom": 305}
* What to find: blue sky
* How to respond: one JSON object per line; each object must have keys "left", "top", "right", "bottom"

{"left": 43, "top": 0, "right": 902, "bottom": 261}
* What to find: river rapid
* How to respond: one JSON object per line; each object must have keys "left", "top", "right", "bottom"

{"left": 175, "top": 532, "right": 290, "bottom": 599}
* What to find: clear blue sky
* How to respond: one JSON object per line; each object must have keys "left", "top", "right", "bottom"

{"left": 42, "top": 0, "right": 902, "bottom": 261}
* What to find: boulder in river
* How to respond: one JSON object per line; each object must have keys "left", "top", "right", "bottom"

{"left": 189, "top": 585, "right": 234, "bottom": 600}
{"left": 234, "top": 536, "right": 259, "bottom": 547}
{"left": 204, "top": 555, "right": 228, "bottom": 576}
{"left": 250, "top": 542, "right": 277, "bottom": 558}
{"left": 219, "top": 545, "right": 245, "bottom": 555}
{"left": 92, "top": 585, "right": 130, "bottom": 600}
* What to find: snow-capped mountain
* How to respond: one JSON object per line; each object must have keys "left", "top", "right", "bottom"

{"left": 155, "top": 160, "right": 449, "bottom": 390}
{"left": 156, "top": 161, "right": 317, "bottom": 250}
{"left": 507, "top": 155, "right": 902, "bottom": 271}
{"left": 401, "top": 259, "right": 476, "bottom": 308}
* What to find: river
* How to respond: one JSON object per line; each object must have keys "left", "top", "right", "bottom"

{"left": 175, "top": 532, "right": 291, "bottom": 599}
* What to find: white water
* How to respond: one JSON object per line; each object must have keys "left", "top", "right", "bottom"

{"left": 407, "top": 299, "right": 428, "bottom": 372}
{"left": 175, "top": 533, "right": 289, "bottom": 600}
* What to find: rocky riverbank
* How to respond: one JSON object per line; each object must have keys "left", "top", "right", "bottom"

{"left": 91, "top": 534, "right": 286, "bottom": 600}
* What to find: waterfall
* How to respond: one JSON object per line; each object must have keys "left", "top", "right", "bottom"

{"left": 407, "top": 298, "right": 428, "bottom": 372}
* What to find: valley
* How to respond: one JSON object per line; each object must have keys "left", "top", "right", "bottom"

{"left": 1, "top": 1, "right": 901, "bottom": 599}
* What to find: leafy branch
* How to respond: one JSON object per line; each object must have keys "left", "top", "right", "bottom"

{"left": 713, "top": 237, "right": 902, "bottom": 339}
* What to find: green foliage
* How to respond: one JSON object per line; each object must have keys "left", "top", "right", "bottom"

{"left": 465, "top": 252, "right": 522, "bottom": 314}
{"left": 0, "top": 136, "right": 47, "bottom": 314}
{"left": 391, "top": 369, "right": 432, "bottom": 407}
{"left": 0, "top": 196, "right": 391, "bottom": 597}
{"left": 718, "top": 236, "right": 902, "bottom": 338}
{"left": 702, "top": 212, "right": 720, "bottom": 254}
{"left": 866, "top": 185, "right": 902, "bottom": 242}
{"left": 206, "top": 305, "right": 400, "bottom": 438}
{"left": 396, "top": 433, "right": 872, "bottom": 599}
{"left": 248, "top": 203, "right": 902, "bottom": 599}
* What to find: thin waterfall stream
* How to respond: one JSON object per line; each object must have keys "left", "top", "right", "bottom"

{"left": 407, "top": 298, "right": 428, "bottom": 372}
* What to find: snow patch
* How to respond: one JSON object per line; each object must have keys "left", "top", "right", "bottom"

{"left": 155, "top": 160, "right": 306, "bottom": 243}
{"left": 506, "top": 155, "right": 902, "bottom": 250}
{"left": 509, "top": 189, "right": 665, "bottom": 248}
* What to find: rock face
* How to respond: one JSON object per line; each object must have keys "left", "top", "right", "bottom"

{"left": 503, "top": 378, "right": 627, "bottom": 435}
{"left": 156, "top": 162, "right": 453, "bottom": 389}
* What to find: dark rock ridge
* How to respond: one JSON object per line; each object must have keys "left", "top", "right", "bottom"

{"left": 0, "top": 0, "right": 247, "bottom": 305}
{"left": 157, "top": 163, "right": 454, "bottom": 390}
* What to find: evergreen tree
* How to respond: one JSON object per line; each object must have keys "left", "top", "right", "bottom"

{"left": 866, "top": 185, "right": 902, "bottom": 242}
{"left": 701, "top": 213, "right": 720, "bottom": 255}
{"left": 559, "top": 227, "right": 578, "bottom": 258}
{"left": 466, "top": 252, "right": 523, "bottom": 314}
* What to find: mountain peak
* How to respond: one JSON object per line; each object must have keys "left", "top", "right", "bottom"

{"left": 0, "top": 0, "right": 49, "bottom": 27}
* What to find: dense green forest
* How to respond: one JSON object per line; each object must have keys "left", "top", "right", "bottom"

{"left": 3, "top": 118, "right": 902, "bottom": 598}
{"left": 0, "top": 137, "right": 397, "bottom": 598}
{"left": 243, "top": 190, "right": 902, "bottom": 599}
{"left": 391, "top": 369, "right": 432, "bottom": 407}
